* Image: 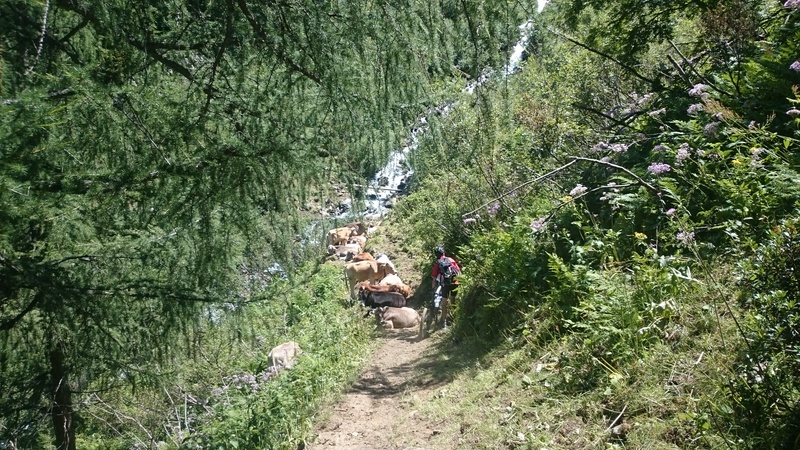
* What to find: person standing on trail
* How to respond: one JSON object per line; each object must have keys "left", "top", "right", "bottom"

{"left": 430, "top": 246, "right": 461, "bottom": 328}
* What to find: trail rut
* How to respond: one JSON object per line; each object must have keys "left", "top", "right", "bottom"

{"left": 308, "top": 327, "right": 458, "bottom": 450}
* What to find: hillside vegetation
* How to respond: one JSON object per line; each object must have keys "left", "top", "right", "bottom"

{"left": 394, "top": 0, "right": 800, "bottom": 448}
{"left": 2, "top": 0, "right": 800, "bottom": 449}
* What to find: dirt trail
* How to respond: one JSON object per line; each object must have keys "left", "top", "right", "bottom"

{"left": 308, "top": 327, "right": 458, "bottom": 450}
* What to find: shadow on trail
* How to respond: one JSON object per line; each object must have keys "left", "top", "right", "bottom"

{"left": 410, "top": 332, "right": 489, "bottom": 390}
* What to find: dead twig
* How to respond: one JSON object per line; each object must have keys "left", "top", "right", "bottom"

{"left": 462, "top": 160, "right": 577, "bottom": 218}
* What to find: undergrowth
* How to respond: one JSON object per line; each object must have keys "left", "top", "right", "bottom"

{"left": 76, "top": 262, "right": 375, "bottom": 449}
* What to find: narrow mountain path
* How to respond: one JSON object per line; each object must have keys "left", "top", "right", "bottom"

{"left": 308, "top": 327, "right": 460, "bottom": 450}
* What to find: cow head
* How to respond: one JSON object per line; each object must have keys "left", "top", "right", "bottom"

{"left": 358, "top": 287, "right": 372, "bottom": 307}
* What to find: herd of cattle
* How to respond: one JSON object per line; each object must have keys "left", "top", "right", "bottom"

{"left": 326, "top": 221, "right": 423, "bottom": 332}
{"left": 266, "top": 220, "right": 424, "bottom": 373}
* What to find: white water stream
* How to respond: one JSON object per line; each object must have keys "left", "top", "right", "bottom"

{"left": 331, "top": 11, "right": 544, "bottom": 222}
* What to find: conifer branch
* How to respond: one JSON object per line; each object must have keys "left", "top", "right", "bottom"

{"left": 542, "top": 24, "right": 658, "bottom": 88}
{"left": 127, "top": 39, "right": 195, "bottom": 82}
{"left": 24, "top": 0, "right": 51, "bottom": 76}
{"left": 0, "top": 295, "right": 42, "bottom": 331}
{"left": 236, "top": 0, "right": 322, "bottom": 85}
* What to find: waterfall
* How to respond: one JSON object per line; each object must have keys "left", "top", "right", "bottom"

{"left": 330, "top": 16, "right": 539, "bottom": 221}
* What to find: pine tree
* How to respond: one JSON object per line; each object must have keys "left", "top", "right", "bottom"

{"left": 0, "top": 0, "right": 524, "bottom": 447}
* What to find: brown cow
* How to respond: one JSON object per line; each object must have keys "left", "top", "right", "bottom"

{"left": 351, "top": 252, "right": 375, "bottom": 262}
{"left": 326, "top": 226, "right": 354, "bottom": 247}
{"left": 344, "top": 260, "right": 395, "bottom": 299}
{"left": 377, "top": 306, "right": 421, "bottom": 330}
{"left": 345, "top": 221, "right": 368, "bottom": 236}
{"left": 359, "top": 281, "right": 411, "bottom": 298}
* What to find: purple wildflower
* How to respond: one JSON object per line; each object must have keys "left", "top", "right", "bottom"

{"left": 675, "top": 143, "right": 691, "bottom": 165}
{"left": 569, "top": 184, "right": 588, "bottom": 197}
{"left": 704, "top": 121, "right": 721, "bottom": 137}
{"left": 787, "top": 108, "right": 800, "bottom": 117}
{"left": 666, "top": 208, "right": 676, "bottom": 217}
{"left": 748, "top": 121, "right": 758, "bottom": 130}
{"left": 648, "top": 162, "right": 672, "bottom": 175}
{"left": 750, "top": 147, "right": 766, "bottom": 168}
{"left": 591, "top": 142, "right": 609, "bottom": 153}
{"left": 696, "top": 148, "right": 706, "bottom": 157}
{"left": 791, "top": 61, "right": 800, "bottom": 72}
{"left": 785, "top": 0, "right": 800, "bottom": 9}
{"left": 649, "top": 108, "right": 667, "bottom": 118}
{"left": 609, "top": 143, "right": 629, "bottom": 153}
{"left": 687, "top": 103, "right": 704, "bottom": 115}
{"left": 487, "top": 203, "right": 500, "bottom": 215}
{"left": 653, "top": 144, "right": 667, "bottom": 152}
{"left": 463, "top": 217, "right": 477, "bottom": 225}
{"left": 530, "top": 217, "right": 546, "bottom": 233}
{"left": 688, "top": 84, "right": 710, "bottom": 97}
{"left": 677, "top": 230, "right": 695, "bottom": 247}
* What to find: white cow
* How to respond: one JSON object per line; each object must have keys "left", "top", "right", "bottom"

{"left": 268, "top": 341, "right": 303, "bottom": 369}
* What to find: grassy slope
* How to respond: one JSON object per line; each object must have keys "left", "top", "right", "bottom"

{"left": 373, "top": 205, "right": 744, "bottom": 449}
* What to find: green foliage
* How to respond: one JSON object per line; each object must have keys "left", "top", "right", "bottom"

{"left": 73, "top": 263, "right": 374, "bottom": 449}
{"left": 398, "top": 1, "right": 800, "bottom": 447}
{"left": 0, "top": 0, "right": 528, "bottom": 446}
{"left": 721, "top": 217, "right": 800, "bottom": 448}
{"left": 453, "top": 223, "right": 551, "bottom": 340}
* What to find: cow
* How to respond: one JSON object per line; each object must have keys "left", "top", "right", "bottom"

{"left": 378, "top": 273, "right": 404, "bottom": 287}
{"left": 360, "top": 290, "right": 406, "bottom": 310}
{"left": 268, "top": 341, "right": 303, "bottom": 370}
{"left": 344, "top": 260, "right": 396, "bottom": 299}
{"left": 326, "top": 226, "right": 355, "bottom": 247}
{"left": 351, "top": 252, "right": 375, "bottom": 262}
{"left": 375, "top": 254, "right": 397, "bottom": 275}
{"left": 361, "top": 281, "right": 411, "bottom": 298}
{"left": 345, "top": 221, "right": 368, "bottom": 236}
{"left": 376, "top": 306, "right": 421, "bottom": 330}
{"left": 348, "top": 235, "right": 367, "bottom": 250}
{"left": 327, "top": 243, "right": 362, "bottom": 259}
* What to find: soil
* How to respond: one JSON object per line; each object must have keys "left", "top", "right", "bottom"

{"left": 307, "top": 328, "right": 458, "bottom": 450}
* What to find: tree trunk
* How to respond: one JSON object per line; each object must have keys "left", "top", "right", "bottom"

{"left": 49, "top": 343, "right": 75, "bottom": 450}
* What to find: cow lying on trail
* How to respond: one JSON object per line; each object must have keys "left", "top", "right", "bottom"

{"left": 359, "top": 290, "right": 406, "bottom": 317}
{"left": 328, "top": 243, "right": 362, "bottom": 259}
{"left": 357, "top": 282, "right": 411, "bottom": 297}
{"left": 349, "top": 235, "right": 367, "bottom": 250}
{"left": 376, "top": 306, "right": 421, "bottom": 330}
{"left": 268, "top": 341, "right": 303, "bottom": 370}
